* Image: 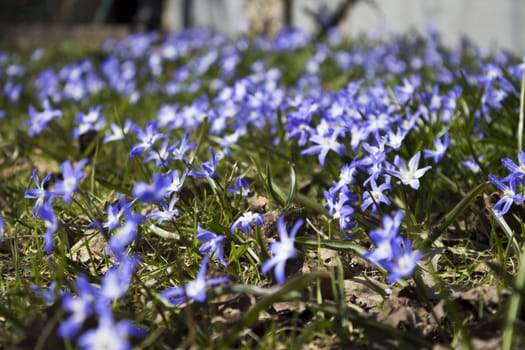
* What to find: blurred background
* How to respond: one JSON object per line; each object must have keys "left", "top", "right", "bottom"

{"left": 0, "top": 0, "right": 524, "bottom": 53}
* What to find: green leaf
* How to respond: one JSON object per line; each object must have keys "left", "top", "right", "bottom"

{"left": 295, "top": 237, "right": 367, "bottom": 255}
{"left": 285, "top": 164, "right": 296, "bottom": 207}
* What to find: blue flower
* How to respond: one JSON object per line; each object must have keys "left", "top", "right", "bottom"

{"left": 393, "top": 76, "right": 419, "bottom": 105}
{"left": 362, "top": 211, "right": 421, "bottom": 283}
{"left": 462, "top": 155, "right": 483, "bottom": 173}
{"left": 58, "top": 274, "right": 98, "bottom": 338}
{"left": 129, "top": 121, "right": 166, "bottom": 158}
{"left": 73, "top": 105, "right": 106, "bottom": 139}
{"left": 77, "top": 310, "right": 143, "bottom": 350}
{"left": 108, "top": 210, "right": 143, "bottom": 258}
{"left": 132, "top": 172, "right": 171, "bottom": 203}
{"left": 227, "top": 177, "right": 250, "bottom": 197}
{"left": 143, "top": 140, "right": 175, "bottom": 167}
{"left": 261, "top": 217, "right": 303, "bottom": 284}
{"left": 488, "top": 174, "right": 524, "bottom": 217}
{"left": 361, "top": 140, "right": 387, "bottom": 184}
{"left": 102, "top": 202, "right": 125, "bottom": 231}
{"left": 385, "top": 152, "right": 431, "bottom": 190}
{"left": 196, "top": 225, "right": 227, "bottom": 266}
{"left": 39, "top": 201, "right": 58, "bottom": 254}
{"left": 501, "top": 150, "right": 525, "bottom": 183}
{"left": 31, "top": 281, "right": 59, "bottom": 305}
{"left": 100, "top": 255, "right": 139, "bottom": 302}
{"left": 103, "top": 120, "right": 134, "bottom": 144}
{"left": 188, "top": 147, "right": 220, "bottom": 178}
{"left": 384, "top": 237, "right": 422, "bottom": 284}
{"left": 0, "top": 216, "right": 3, "bottom": 242}
{"left": 170, "top": 132, "right": 197, "bottom": 161}
{"left": 386, "top": 128, "right": 408, "bottom": 150}
{"left": 331, "top": 161, "right": 360, "bottom": 193}
{"left": 160, "top": 255, "right": 229, "bottom": 304}
{"left": 156, "top": 103, "right": 179, "bottom": 128}
{"left": 24, "top": 99, "right": 62, "bottom": 137}
{"left": 423, "top": 132, "right": 449, "bottom": 163}
{"left": 373, "top": 210, "right": 404, "bottom": 239}
{"left": 364, "top": 210, "right": 405, "bottom": 265}
{"left": 231, "top": 211, "right": 264, "bottom": 234}
{"left": 147, "top": 197, "right": 179, "bottom": 224}
{"left": 300, "top": 130, "right": 345, "bottom": 166}
{"left": 324, "top": 186, "right": 357, "bottom": 235}
{"left": 4, "top": 79, "right": 23, "bottom": 103}
{"left": 24, "top": 168, "right": 54, "bottom": 217}
{"left": 165, "top": 170, "right": 187, "bottom": 195}
{"left": 55, "top": 159, "right": 88, "bottom": 203}
{"left": 337, "top": 205, "right": 356, "bottom": 235}
{"left": 361, "top": 179, "right": 392, "bottom": 214}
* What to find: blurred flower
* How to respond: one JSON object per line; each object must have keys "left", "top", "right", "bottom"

{"left": 103, "top": 120, "right": 134, "bottom": 144}
{"left": 4, "top": 79, "right": 23, "bottom": 103}
{"left": 108, "top": 209, "right": 143, "bottom": 258}
{"left": 73, "top": 105, "right": 106, "bottom": 139}
{"left": 100, "top": 255, "right": 139, "bottom": 302}
{"left": 160, "top": 255, "right": 229, "bottom": 304}
{"left": 38, "top": 200, "right": 58, "bottom": 254}
{"left": 165, "top": 170, "right": 187, "bottom": 195}
{"left": 196, "top": 225, "right": 227, "bottom": 266}
{"left": 188, "top": 147, "right": 220, "bottom": 178}
{"left": 77, "top": 311, "right": 142, "bottom": 350}
{"left": 230, "top": 211, "right": 263, "bottom": 234}
{"left": 147, "top": 197, "right": 179, "bottom": 224}
{"left": 55, "top": 159, "right": 89, "bottom": 203}
{"left": 462, "top": 155, "right": 483, "bottom": 173}
{"left": 58, "top": 274, "right": 98, "bottom": 338}
{"left": 384, "top": 238, "right": 422, "bottom": 283}
{"left": 24, "top": 99, "right": 62, "bottom": 137}
{"left": 143, "top": 140, "right": 175, "bottom": 167}
{"left": 132, "top": 172, "right": 171, "bottom": 203}
{"left": 261, "top": 217, "right": 303, "bottom": 284}
{"left": 24, "top": 168, "right": 54, "bottom": 217}
{"left": 386, "top": 128, "right": 407, "bottom": 150}
{"left": 168, "top": 132, "right": 196, "bottom": 161}
{"left": 31, "top": 281, "right": 59, "bottom": 305}
{"left": 0, "top": 216, "right": 4, "bottom": 242}
{"left": 129, "top": 121, "right": 166, "bottom": 158}
{"left": 423, "top": 132, "right": 449, "bottom": 163}
{"left": 227, "top": 177, "right": 249, "bottom": 197}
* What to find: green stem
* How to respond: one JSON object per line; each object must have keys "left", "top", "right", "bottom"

{"left": 502, "top": 241, "right": 525, "bottom": 350}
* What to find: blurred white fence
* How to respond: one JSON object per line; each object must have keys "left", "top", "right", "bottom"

{"left": 163, "top": 0, "right": 525, "bottom": 54}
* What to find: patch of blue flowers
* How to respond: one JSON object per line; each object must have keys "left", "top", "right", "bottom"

{"left": 3, "top": 25, "right": 524, "bottom": 348}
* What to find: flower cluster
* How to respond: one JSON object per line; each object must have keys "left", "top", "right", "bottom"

{"left": 364, "top": 211, "right": 422, "bottom": 283}
{"left": 24, "top": 159, "right": 88, "bottom": 253}
{"left": 57, "top": 256, "right": 143, "bottom": 350}
{"left": 488, "top": 150, "right": 525, "bottom": 217}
